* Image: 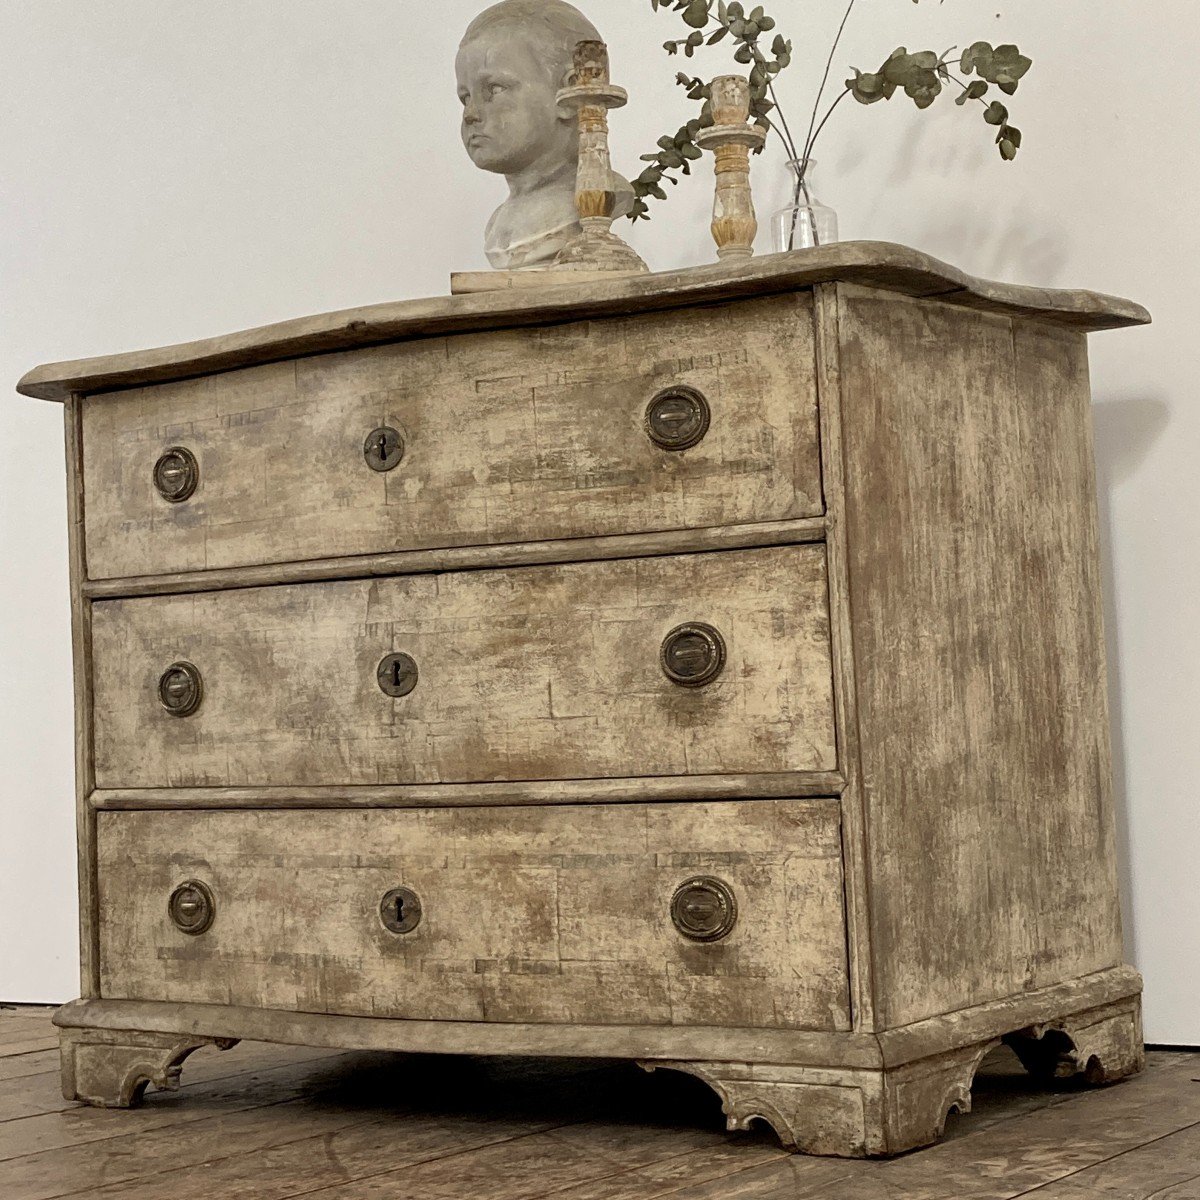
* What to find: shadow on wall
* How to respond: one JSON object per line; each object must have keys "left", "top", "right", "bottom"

{"left": 830, "top": 117, "right": 1072, "bottom": 284}
{"left": 1091, "top": 395, "right": 1170, "bottom": 968}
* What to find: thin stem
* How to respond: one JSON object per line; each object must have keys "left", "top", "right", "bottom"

{"left": 742, "top": 38, "right": 800, "bottom": 161}
{"left": 766, "top": 112, "right": 795, "bottom": 161}
{"left": 802, "top": 0, "right": 857, "bottom": 166}
{"left": 765, "top": 74, "right": 801, "bottom": 162}
{"left": 801, "top": 85, "right": 851, "bottom": 177}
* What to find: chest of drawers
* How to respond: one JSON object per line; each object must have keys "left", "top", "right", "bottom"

{"left": 19, "top": 243, "right": 1149, "bottom": 1157}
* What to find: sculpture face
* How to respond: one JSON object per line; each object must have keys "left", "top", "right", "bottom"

{"left": 455, "top": 1, "right": 634, "bottom": 271}
{"left": 455, "top": 33, "right": 573, "bottom": 176}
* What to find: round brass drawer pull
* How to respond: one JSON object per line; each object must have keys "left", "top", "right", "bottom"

{"left": 671, "top": 876, "right": 737, "bottom": 942}
{"left": 158, "top": 661, "right": 203, "bottom": 717}
{"left": 168, "top": 880, "right": 215, "bottom": 936}
{"left": 153, "top": 446, "right": 199, "bottom": 502}
{"left": 377, "top": 652, "right": 419, "bottom": 698}
{"left": 380, "top": 886, "right": 422, "bottom": 935}
{"left": 645, "top": 386, "right": 711, "bottom": 451}
{"left": 364, "top": 426, "right": 405, "bottom": 472}
{"left": 660, "top": 622, "right": 726, "bottom": 688}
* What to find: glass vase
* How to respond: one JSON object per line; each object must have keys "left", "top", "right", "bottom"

{"left": 772, "top": 159, "right": 839, "bottom": 253}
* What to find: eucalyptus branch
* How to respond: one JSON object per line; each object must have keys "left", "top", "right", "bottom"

{"left": 845, "top": 41, "right": 1031, "bottom": 161}
{"left": 632, "top": 2, "right": 1034, "bottom": 225}
{"left": 631, "top": 0, "right": 793, "bottom": 221}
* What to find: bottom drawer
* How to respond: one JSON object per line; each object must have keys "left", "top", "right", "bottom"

{"left": 97, "top": 801, "right": 851, "bottom": 1031}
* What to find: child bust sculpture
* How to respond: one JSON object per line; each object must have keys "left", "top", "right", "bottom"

{"left": 456, "top": 0, "right": 634, "bottom": 270}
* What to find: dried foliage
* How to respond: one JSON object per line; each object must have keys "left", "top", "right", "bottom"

{"left": 630, "top": 0, "right": 1032, "bottom": 221}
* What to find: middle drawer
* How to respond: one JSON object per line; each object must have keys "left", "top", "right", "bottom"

{"left": 91, "top": 544, "right": 837, "bottom": 789}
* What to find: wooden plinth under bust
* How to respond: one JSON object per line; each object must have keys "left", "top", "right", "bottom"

{"left": 17, "top": 242, "right": 1149, "bottom": 1156}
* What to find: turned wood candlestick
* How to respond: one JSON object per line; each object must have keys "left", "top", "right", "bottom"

{"left": 551, "top": 40, "right": 648, "bottom": 276}
{"left": 695, "top": 75, "right": 768, "bottom": 261}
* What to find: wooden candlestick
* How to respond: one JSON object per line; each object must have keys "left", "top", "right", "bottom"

{"left": 695, "top": 75, "right": 767, "bottom": 261}
{"left": 551, "top": 41, "right": 648, "bottom": 276}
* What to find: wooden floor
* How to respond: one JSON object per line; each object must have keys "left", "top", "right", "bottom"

{"left": 1, "top": 1006, "right": 1197, "bottom": 1199}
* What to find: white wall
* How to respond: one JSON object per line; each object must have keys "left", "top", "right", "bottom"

{"left": 1, "top": 1, "right": 1196, "bottom": 1041}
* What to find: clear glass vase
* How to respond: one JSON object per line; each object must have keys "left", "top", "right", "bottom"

{"left": 772, "top": 159, "right": 839, "bottom": 252}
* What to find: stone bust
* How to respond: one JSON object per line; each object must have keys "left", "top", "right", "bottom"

{"left": 456, "top": 0, "right": 634, "bottom": 270}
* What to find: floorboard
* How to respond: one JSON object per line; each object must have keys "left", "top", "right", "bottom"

{"left": 0, "top": 1007, "right": 1195, "bottom": 1199}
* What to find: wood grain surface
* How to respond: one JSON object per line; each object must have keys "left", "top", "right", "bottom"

{"left": 16, "top": 242, "right": 1150, "bottom": 403}
{"left": 95, "top": 801, "right": 851, "bottom": 1030}
{"left": 25, "top": 253, "right": 1148, "bottom": 1159}
{"left": 80, "top": 294, "right": 821, "bottom": 579}
{"left": 90, "top": 545, "right": 837, "bottom": 789}
{"left": 0, "top": 1009, "right": 1190, "bottom": 1199}
{"left": 834, "top": 286, "right": 1125, "bottom": 1029}
{"left": 79, "top": 516, "right": 827, "bottom": 601}
{"left": 63, "top": 397, "right": 100, "bottom": 998}
{"left": 49, "top": 966, "right": 1139, "bottom": 1071}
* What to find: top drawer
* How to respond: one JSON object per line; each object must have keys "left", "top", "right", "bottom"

{"left": 81, "top": 293, "right": 822, "bottom": 580}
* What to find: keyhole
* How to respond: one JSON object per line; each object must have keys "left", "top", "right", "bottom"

{"left": 365, "top": 426, "right": 404, "bottom": 472}
{"left": 380, "top": 886, "right": 421, "bottom": 934}
{"left": 377, "top": 652, "right": 418, "bottom": 698}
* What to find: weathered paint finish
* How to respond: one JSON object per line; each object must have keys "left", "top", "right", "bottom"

{"left": 96, "top": 802, "right": 852, "bottom": 1031}
{"left": 80, "top": 294, "right": 821, "bottom": 579}
{"left": 90, "top": 545, "right": 838, "bottom": 788}
{"left": 21, "top": 254, "right": 1144, "bottom": 1155}
{"left": 16, "top": 242, "right": 1151, "bottom": 403}
{"left": 834, "top": 285, "right": 1125, "bottom": 1029}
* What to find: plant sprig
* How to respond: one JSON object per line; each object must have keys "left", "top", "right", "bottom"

{"left": 631, "top": 1, "right": 792, "bottom": 221}
{"left": 848, "top": 41, "right": 1032, "bottom": 160}
{"left": 630, "top": 0, "right": 1034, "bottom": 224}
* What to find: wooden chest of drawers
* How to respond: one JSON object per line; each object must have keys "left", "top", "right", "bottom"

{"left": 18, "top": 243, "right": 1150, "bottom": 1157}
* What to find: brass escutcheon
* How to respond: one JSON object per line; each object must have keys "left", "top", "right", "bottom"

{"left": 660, "top": 623, "right": 726, "bottom": 688}
{"left": 671, "top": 877, "right": 737, "bottom": 942}
{"left": 364, "top": 426, "right": 405, "bottom": 472}
{"left": 377, "top": 652, "right": 419, "bottom": 698}
{"left": 158, "top": 661, "right": 203, "bottom": 717}
{"left": 645, "top": 386, "right": 711, "bottom": 451}
{"left": 168, "top": 880, "right": 215, "bottom": 935}
{"left": 380, "top": 886, "right": 422, "bottom": 935}
{"left": 153, "top": 446, "right": 199, "bottom": 502}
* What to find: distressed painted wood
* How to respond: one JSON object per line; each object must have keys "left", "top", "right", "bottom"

{"left": 2, "top": 1003, "right": 1190, "bottom": 1200}
{"left": 58, "top": 1029, "right": 238, "bottom": 1109}
{"left": 79, "top": 293, "right": 820, "bottom": 579}
{"left": 90, "top": 545, "right": 837, "bottom": 788}
{"left": 63, "top": 397, "right": 99, "bottom": 997}
{"left": 46, "top": 978, "right": 1142, "bottom": 1158}
{"left": 87, "top": 772, "right": 848, "bottom": 810}
{"left": 95, "top": 802, "right": 852, "bottom": 1031}
{"left": 16, "top": 249, "right": 1146, "bottom": 1158}
{"left": 15, "top": 243, "right": 1149, "bottom": 404}
{"left": 834, "top": 286, "right": 1127, "bottom": 1030}
{"left": 52, "top": 967, "right": 1138, "bottom": 1072}
{"left": 813, "top": 283, "right": 874, "bottom": 1035}
{"left": 79, "top": 516, "right": 827, "bottom": 601}
{"left": 653, "top": 996, "right": 1144, "bottom": 1158}
{"left": 696, "top": 76, "right": 768, "bottom": 262}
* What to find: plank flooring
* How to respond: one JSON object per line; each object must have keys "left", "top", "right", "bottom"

{"left": 1, "top": 1005, "right": 1196, "bottom": 1199}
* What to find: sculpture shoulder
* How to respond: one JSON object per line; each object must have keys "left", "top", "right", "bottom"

{"left": 483, "top": 170, "right": 636, "bottom": 270}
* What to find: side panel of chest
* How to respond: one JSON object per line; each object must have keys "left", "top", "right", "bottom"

{"left": 80, "top": 293, "right": 822, "bottom": 580}
{"left": 833, "top": 286, "right": 1124, "bottom": 1028}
